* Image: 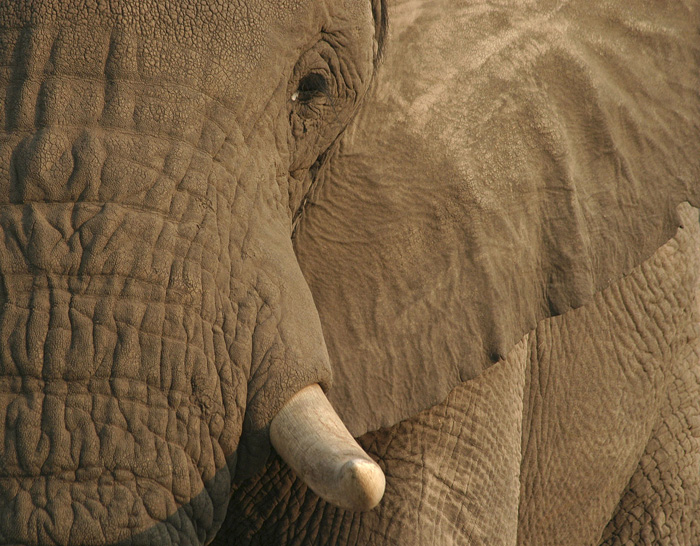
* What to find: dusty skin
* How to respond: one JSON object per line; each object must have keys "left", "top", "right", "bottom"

{"left": 0, "top": 0, "right": 698, "bottom": 545}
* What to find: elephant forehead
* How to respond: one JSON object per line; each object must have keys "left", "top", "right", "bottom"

{"left": 0, "top": 0, "right": 373, "bottom": 59}
{"left": 1, "top": 0, "right": 301, "bottom": 37}
{"left": 0, "top": 1, "right": 288, "bottom": 79}
{"left": 0, "top": 1, "right": 377, "bottom": 124}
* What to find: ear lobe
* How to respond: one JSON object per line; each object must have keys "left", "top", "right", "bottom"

{"left": 293, "top": 0, "right": 700, "bottom": 437}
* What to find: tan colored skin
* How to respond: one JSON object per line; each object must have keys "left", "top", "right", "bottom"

{"left": 0, "top": 1, "right": 383, "bottom": 544}
{"left": 294, "top": 0, "right": 700, "bottom": 437}
{"left": 224, "top": 204, "right": 700, "bottom": 545}
{"left": 1, "top": 0, "right": 699, "bottom": 544}
{"left": 222, "top": 0, "right": 700, "bottom": 544}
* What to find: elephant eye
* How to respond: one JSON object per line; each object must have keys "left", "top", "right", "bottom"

{"left": 292, "top": 73, "right": 330, "bottom": 104}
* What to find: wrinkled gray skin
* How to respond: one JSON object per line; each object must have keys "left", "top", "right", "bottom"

{"left": 1, "top": 0, "right": 700, "bottom": 545}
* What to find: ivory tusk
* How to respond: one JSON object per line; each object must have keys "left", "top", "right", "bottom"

{"left": 270, "top": 384, "right": 386, "bottom": 511}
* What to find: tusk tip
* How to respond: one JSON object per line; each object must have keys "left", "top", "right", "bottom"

{"left": 270, "top": 384, "right": 386, "bottom": 511}
{"left": 338, "top": 458, "right": 386, "bottom": 511}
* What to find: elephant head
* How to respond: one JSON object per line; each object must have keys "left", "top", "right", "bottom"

{"left": 1, "top": 0, "right": 700, "bottom": 545}
{"left": 0, "top": 1, "right": 386, "bottom": 544}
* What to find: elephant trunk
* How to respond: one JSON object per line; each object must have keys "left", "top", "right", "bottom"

{"left": 0, "top": 208, "right": 385, "bottom": 546}
{"left": 0, "top": 266, "right": 237, "bottom": 544}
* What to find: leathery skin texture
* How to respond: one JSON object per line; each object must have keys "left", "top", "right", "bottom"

{"left": 223, "top": 203, "right": 700, "bottom": 545}
{"left": 0, "top": 1, "right": 698, "bottom": 544}
{"left": 0, "top": 1, "right": 380, "bottom": 544}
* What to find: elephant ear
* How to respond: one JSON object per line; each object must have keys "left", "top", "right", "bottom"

{"left": 293, "top": 0, "right": 700, "bottom": 436}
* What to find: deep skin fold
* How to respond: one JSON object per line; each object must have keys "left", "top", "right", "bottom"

{"left": 0, "top": 1, "right": 383, "bottom": 544}
{"left": 1, "top": 0, "right": 699, "bottom": 544}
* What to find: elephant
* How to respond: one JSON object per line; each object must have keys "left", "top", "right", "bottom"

{"left": 220, "top": 1, "right": 700, "bottom": 543}
{"left": 0, "top": 0, "right": 699, "bottom": 545}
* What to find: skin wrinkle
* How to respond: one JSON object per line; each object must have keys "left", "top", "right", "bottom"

{"left": 222, "top": 205, "right": 700, "bottom": 546}
{"left": 0, "top": 1, "right": 382, "bottom": 544}
{"left": 222, "top": 0, "right": 698, "bottom": 542}
{"left": 0, "top": 0, "right": 698, "bottom": 544}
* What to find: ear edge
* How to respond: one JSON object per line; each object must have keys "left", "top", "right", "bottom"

{"left": 371, "top": 0, "right": 388, "bottom": 66}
